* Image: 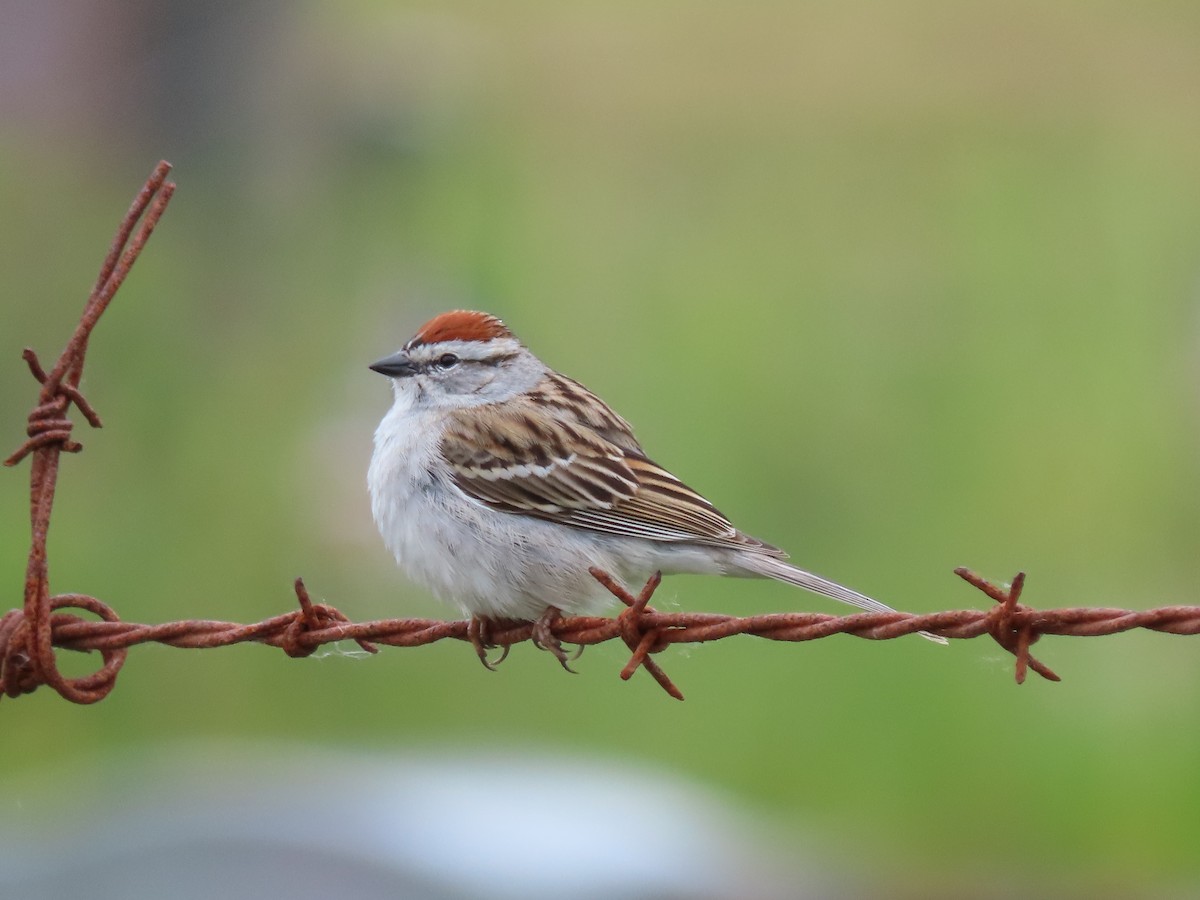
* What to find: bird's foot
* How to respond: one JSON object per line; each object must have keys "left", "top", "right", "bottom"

{"left": 467, "top": 615, "right": 513, "bottom": 671}
{"left": 531, "top": 605, "right": 581, "bottom": 673}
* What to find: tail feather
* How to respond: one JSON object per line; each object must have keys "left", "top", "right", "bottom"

{"left": 738, "top": 554, "right": 948, "bottom": 645}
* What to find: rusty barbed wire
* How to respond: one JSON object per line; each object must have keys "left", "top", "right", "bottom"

{"left": 3, "top": 161, "right": 175, "bottom": 704}
{"left": 6, "top": 163, "right": 1200, "bottom": 705}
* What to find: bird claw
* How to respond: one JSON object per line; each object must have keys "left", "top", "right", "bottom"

{"left": 468, "top": 609, "right": 579, "bottom": 672}
{"left": 532, "top": 606, "right": 579, "bottom": 673}
{"left": 467, "top": 616, "right": 511, "bottom": 671}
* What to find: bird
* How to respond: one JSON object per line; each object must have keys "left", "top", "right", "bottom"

{"left": 367, "top": 310, "right": 945, "bottom": 666}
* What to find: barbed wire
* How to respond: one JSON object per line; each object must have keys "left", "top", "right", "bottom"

{"left": 5, "top": 163, "right": 1199, "bottom": 704}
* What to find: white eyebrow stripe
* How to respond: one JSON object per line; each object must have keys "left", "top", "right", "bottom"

{"left": 405, "top": 337, "right": 523, "bottom": 362}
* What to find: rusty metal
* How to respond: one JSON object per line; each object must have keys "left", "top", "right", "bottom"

{"left": 3, "top": 161, "right": 175, "bottom": 703}
{"left": 6, "top": 161, "right": 1200, "bottom": 705}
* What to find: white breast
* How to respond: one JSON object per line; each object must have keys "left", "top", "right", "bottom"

{"left": 368, "top": 402, "right": 442, "bottom": 563}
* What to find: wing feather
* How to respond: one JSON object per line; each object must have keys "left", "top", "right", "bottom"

{"left": 439, "top": 375, "right": 783, "bottom": 556}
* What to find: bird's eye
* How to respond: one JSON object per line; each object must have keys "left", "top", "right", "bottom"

{"left": 437, "top": 353, "right": 460, "bottom": 369}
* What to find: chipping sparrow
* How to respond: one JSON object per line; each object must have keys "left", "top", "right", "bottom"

{"left": 368, "top": 310, "right": 945, "bottom": 661}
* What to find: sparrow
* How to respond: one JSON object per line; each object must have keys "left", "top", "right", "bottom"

{"left": 368, "top": 310, "right": 945, "bottom": 666}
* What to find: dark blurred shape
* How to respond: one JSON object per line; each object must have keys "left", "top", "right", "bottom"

{"left": 0, "top": 2, "right": 286, "bottom": 160}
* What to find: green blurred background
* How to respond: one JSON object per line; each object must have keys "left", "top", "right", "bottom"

{"left": 3, "top": 1, "right": 1200, "bottom": 894}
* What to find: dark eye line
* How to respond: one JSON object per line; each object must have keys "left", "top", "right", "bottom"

{"left": 479, "top": 351, "right": 518, "bottom": 367}
{"left": 417, "top": 354, "right": 464, "bottom": 374}
{"left": 425, "top": 350, "right": 518, "bottom": 372}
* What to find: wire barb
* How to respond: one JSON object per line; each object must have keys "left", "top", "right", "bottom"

{"left": 589, "top": 569, "right": 682, "bottom": 700}
{"left": 955, "top": 568, "right": 1060, "bottom": 683}
{"left": 284, "top": 578, "right": 378, "bottom": 659}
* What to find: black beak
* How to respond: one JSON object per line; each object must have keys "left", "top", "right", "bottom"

{"left": 369, "top": 351, "right": 419, "bottom": 378}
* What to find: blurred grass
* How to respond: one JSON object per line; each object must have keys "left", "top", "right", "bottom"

{"left": 3, "top": 0, "right": 1200, "bottom": 888}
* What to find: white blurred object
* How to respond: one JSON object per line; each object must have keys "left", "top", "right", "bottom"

{"left": 0, "top": 744, "right": 831, "bottom": 899}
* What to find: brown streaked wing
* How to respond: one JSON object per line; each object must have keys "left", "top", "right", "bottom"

{"left": 441, "top": 391, "right": 784, "bottom": 556}
{"left": 560, "top": 456, "right": 784, "bottom": 555}
{"left": 526, "top": 372, "right": 643, "bottom": 453}
{"left": 441, "top": 403, "right": 640, "bottom": 514}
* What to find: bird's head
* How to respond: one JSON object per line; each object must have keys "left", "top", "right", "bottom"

{"left": 370, "top": 310, "right": 545, "bottom": 409}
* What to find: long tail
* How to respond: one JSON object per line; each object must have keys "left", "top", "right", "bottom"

{"left": 737, "top": 554, "right": 948, "bottom": 645}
